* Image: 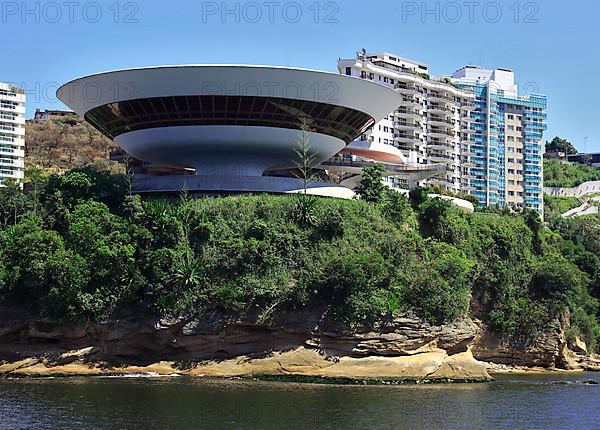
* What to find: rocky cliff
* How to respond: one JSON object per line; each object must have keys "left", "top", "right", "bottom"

{"left": 0, "top": 306, "right": 597, "bottom": 380}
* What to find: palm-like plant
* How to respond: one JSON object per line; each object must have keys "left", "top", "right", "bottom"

{"left": 292, "top": 119, "right": 320, "bottom": 226}
{"left": 174, "top": 251, "right": 204, "bottom": 289}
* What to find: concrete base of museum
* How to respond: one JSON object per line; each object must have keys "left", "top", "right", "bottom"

{"left": 131, "top": 175, "right": 356, "bottom": 199}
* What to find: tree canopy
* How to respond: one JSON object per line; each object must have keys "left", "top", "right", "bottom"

{"left": 1, "top": 167, "right": 599, "bottom": 352}
{"left": 546, "top": 136, "right": 578, "bottom": 155}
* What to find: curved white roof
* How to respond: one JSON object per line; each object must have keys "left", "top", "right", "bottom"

{"left": 57, "top": 64, "right": 402, "bottom": 122}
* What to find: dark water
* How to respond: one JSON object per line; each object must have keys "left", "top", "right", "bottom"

{"left": 1, "top": 373, "right": 599, "bottom": 429}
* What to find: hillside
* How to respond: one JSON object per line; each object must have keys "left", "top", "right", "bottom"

{"left": 25, "top": 117, "right": 122, "bottom": 174}
{"left": 545, "top": 158, "right": 600, "bottom": 188}
{"left": 0, "top": 168, "right": 599, "bottom": 379}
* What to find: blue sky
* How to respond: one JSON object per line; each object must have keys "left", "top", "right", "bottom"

{"left": 3, "top": 0, "right": 598, "bottom": 151}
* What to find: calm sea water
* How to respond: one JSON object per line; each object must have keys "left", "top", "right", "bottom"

{"left": 1, "top": 373, "right": 599, "bottom": 429}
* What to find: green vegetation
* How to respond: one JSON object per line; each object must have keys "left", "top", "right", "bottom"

{"left": 545, "top": 159, "right": 600, "bottom": 188}
{"left": 355, "top": 164, "right": 387, "bottom": 203}
{"left": 544, "top": 195, "right": 581, "bottom": 219}
{"left": 1, "top": 168, "right": 600, "bottom": 352}
{"left": 545, "top": 136, "right": 578, "bottom": 155}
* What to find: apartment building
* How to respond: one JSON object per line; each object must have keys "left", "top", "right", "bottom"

{"left": 0, "top": 83, "right": 25, "bottom": 186}
{"left": 338, "top": 51, "right": 547, "bottom": 214}
{"left": 338, "top": 51, "right": 475, "bottom": 193}
{"left": 452, "top": 66, "right": 547, "bottom": 214}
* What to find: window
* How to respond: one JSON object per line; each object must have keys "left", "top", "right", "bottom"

{"left": 508, "top": 125, "right": 515, "bottom": 131}
{"left": 85, "top": 95, "right": 374, "bottom": 144}
{"left": 345, "top": 67, "right": 351, "bottom": 76}
{"left": 508, "top": 114, "right": 514, "bottom": 120}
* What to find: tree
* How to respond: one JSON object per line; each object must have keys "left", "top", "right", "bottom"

{"left": 355, "top": 163, "right": 386, "bottom": 203}
{"left": 0, "top": 179, "right": 31, "bottom": 228}
{"left": 291, "top": 119, "right": 319, "bottom": 226}
{"left": 523, "top": 208, "right": 543, "bottom": 254}
{"left": 409, "top": 186, "right": 429, "bottom": 209}
{"left": 546, "top": 136, "right": 578, "bottom": 155}
{"left": 382, "top": 189, "right": 416, "bottom": 229}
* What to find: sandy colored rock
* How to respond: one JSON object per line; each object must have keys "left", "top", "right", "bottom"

{"left": 571, "top": 336, "right": 588, "bottom": 355}
{"left": 1, "top": 347, "right": 492, "bottom": 381}
{"left": 0, "top": 304, "right": 589, "bottom": 380}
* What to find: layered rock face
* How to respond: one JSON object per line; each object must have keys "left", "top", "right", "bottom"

{"left": 472, "top": 316, "right": 600, "bottom": 371}
{"left": 1, "top": 306, "right": 597, "bottom": 379}
{"left": 0, "top": 307, "right": 490, "bottom": 381}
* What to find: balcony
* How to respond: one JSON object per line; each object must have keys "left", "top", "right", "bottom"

{"left": 524, "top": 111, "right": 547, "bottom": 120}
{"left": 428, "top": 117, "right": 454, "bottom": 127}
{"left": 427, "top": 140, "right": 454, "bottom": 151}
{"left": 401, "top": 97, "right": 422, "bottom": 107}
{"left": 395, "top": 132, "right": 420, "bottom": 141}
{"left": 428, "top": 178, "right": 456, "bottom": 189}
{"left": 395, "top": 121, "right": 421, "bottom": 131}
{"left": 0, "top": 104, "right": 25, "bottom": 115}
{"left": 395, "top": 84, "right": 418, "bottom": 95}
{"left": 428, "top": 105, "right": 453, "bottom": 114}
{"left": 524, "top": 121, "right": 548, "bottom": 130}
{"left": 460, "top": 123, "right": 474, "bottom": 133}
{"left": 428, "top": 128, "right": 455, "bottom": 139}
{"left": 428, "top": 93, "right": 454, "bottom": 103}
{"left": 396, "top": 109, "right": 422, "bottom": 120}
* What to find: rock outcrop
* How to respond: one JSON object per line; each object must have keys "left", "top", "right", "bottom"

{"left": 1, "top": 305, "right": 597, "bottom": 379}
{"left": 0, "top": 306, "right": 490, "bottom": 381}
{"left": 471, "top": 318, "right": 566, "bottom": 368}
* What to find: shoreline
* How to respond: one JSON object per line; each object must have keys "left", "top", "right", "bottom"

{"left": 1, "top": 365, "right": 595, "bottom": 384}
{"left": 2, "top": 348, "right": 596, "bottom": 383}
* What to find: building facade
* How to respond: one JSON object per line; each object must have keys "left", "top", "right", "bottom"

{"left": 58, "top": 65, "right": 410, "bottom": 197}
{"left": 0, "top": 83, "right": 25, "bottom": 186}
{"left": 452, "top": 66, "right": 547, "bottom": 214}
{"left": 33, "top": 108, "right": 76, "bottom": 121}
{"left": 338, "top": 51, "right": 475, "bottom": 193}
{"left": 338, "top": 51, "right": 547, "bottom": 214}
{"left": 567, "top": 152, "right": 600, "bottom": 168}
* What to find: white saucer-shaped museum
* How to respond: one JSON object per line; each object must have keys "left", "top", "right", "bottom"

{"left": 57, "top": 65, "right": 402, "bottom": 194}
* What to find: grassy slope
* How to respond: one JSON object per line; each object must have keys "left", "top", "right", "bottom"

{"left": 544, "top": 195, "right": 581, "bottom": 218}
{"left": 544, "top": 159, "right": 600, "bottom": 188}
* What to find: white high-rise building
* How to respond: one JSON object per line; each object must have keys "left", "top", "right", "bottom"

{"left": 0, "top": 83, "right": 25, "bottom": 185}
{"left": 338, "top": 50, "right": 475, "bottom": 193}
